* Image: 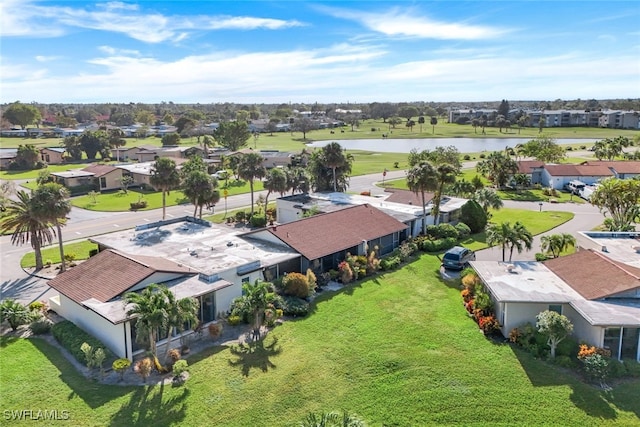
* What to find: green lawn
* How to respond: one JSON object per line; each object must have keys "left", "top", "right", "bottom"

{"left": 0, "top": 163, "right": 88, "bottom": 180}
{"left": 497, "top": 189, "right": 586, "bottom": 204}
{"left": 1, "top": 255, "right": 638, "bottom": 426}
{"left": 20, "top": 240, "right": 98, "bottom": 268}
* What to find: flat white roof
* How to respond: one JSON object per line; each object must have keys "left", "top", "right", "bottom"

{"left": 471, "top": 260, "right": 640, "bottom": 327}
{"left": 471, "top": 261, "right": 582, "bottom": 303}
{"left": 51, "top": 170, "right": 94, "bottom": 178}
{"left": 578, "top": 232, "right": 640, "bottom": 269}
{"left": 90, "top": 218, "right": 299, "bottom": 277}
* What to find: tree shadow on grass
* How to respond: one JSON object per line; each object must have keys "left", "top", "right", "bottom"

{"left": 29, "top": 338, "right": 131, "bottom": 409}
{"left": 109, "top": 382, "right": 189, "bottom": 427}
{"left": 228, "top": 335, "right": 281, "bottom": 377}
{"left": 512, "top": 345, "right": 621, "bottom": 420}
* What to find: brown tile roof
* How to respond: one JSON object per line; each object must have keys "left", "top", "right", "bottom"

{"left": 268, "top": 204, "right": 407, "bottom": 260}
{"left": 82, "top": 164, "right": 119, "bottom": 177}
{"left": 544, "top": 250, "right": 640, "bottom": 300}
{"left": 517, "top": 160, "right": 545, "bottom": 174}
{"left": 542, "top": 164, "right": 614, "bottom": 177}
{"left": 582, "top": 161, "right": 640, "bottom": 174}
{"left": 384, "top": 188, "right": 434, "bottom": 206}
{"left": 48, "top": 249, "right": 195, "bottom": 304}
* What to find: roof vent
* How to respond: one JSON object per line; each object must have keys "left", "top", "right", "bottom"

{"left": 602, "top": 246, "right": 608, "bottom": 252}
{"left": 227, "top": 241, "right": 234, "bottom": 247}
{"left": 505, "top": 264, "right": 517, "bottom": 273}
{"left": 632, "top": 245, "right": 640, "bottom": 253}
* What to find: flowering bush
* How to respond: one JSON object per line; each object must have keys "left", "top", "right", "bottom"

{"left": 338, "top": 261, "right": 353, "bottom": 284}
{"left": 460, "top": 289, "right": 472, "bottom": 303}
{"left": 509, "top": 328, "right": 521, "bottom": 343}
{"left": 478, "top": 315, "right": 500, "bottom": 334}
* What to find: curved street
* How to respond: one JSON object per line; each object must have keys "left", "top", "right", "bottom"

{"left": 0, "top": 169, "right": 604, "bottom": 304}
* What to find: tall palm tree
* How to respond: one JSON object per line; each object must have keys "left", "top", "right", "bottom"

{"left": 323, "top": 142, "right": 348, "bottom": 192}
{"left": 541, "top": 233, "right": 576, "bottom": 258}
{"left": 486, "top": 222, "right": 513, "bottom": 262}
{"left": 472, "top": 188, "right": 504, "bottom": 218}
{"left": 124, "top": 284, "right": 170, "bottom": 358}
{"left": 237, "top": 152, "right": 266, "bottom": 216}
{"left": 31, "top": 183, "right": 72, "bottom": 272}
{"left": 182, "top": 170, "right": 216, "bottom": 218}
{"left": 507, "top": 221, "right": 533, "bottom": 262}
{"left": 164, "top": 293, "right": 200, "bottom": 361}
{"left": 263, "top": 167, "right": 289, "bottom": 210}
{"left": 0, "top": 190, "right": 53, "bottom": 270}
{"left": 240, "top": 280, "right": 276, "bottom": 340}
{"left": 286, "top": 167, "right": 310, "bottom": 195}
{"left": 406, "top": 161, "right": 438, "bottom": 235}
{"left": 431, "top": 163, "right": 458, "bottom": 225}
{"left": 150, "top": 157, "right": 180, "bottom": 220}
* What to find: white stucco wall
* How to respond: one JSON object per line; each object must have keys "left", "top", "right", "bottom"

{"left": 276, "top": 199, "right": 304, "bottom": 224}
{"left": 55, "top": 294, "right": 127, "bottom": 359}
{"left": 564, "top": 305, "right": 602, "bottom": 347}
{"left": 501, "top": 302, "right": 557, "bottom": 335}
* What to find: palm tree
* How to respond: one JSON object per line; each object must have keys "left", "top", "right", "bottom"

{"left": 237, "top": 152, "right": 266, "bottom": 216}
{"left": 0, "top": 190, "right": 53, "bottom": 270}
{"left": 286, "top": 167, "right": 310, "bottom": 195}
{"left": 540, "top": 233, "right": 576, "bottom": 258}
{"left": 150, "top": 157, "right": 180, "bottom": 220}
{"left": 240, "top": 280, "right": 275, "bottom": 340}
{"left": 263, "top": 167, "right": 289, "bottom": 210}
{"left": 406, "top": 161, "right": 438, "bottom": 235}
{"left": 164, "top": 293, "right": 200, "bottom": 361}
{"left": 476, "top": 151, "right": 518, "bottom": 188}
{"left": 486, "top": 222, "right": 513, "bottom": 262}
{"left": 472, "top": 188, "right": 504, "bottom": 218}
{"left": 323, "top": 142, "right": 348, "bottom": 192}
{"left": 31, "top": 183, "right": 72, "bottom": 272}
{"left": 431, "top": 163, "right": 458, "bottom": 225}
{"left": 182, "top": 170, "right": 216, "bottom": 218}
{"left": 507, "top": 221, "right": 533, "bottom": 262}
{"left": 124, "top": 284, "right": 170, "bottom": 358}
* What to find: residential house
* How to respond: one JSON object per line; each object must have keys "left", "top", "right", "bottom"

{"left": 40, "top": 147, "right": 66, "bottom": 165}
{"left": 516, "top": 160, "right": 545, "bottom": 185}
{"left": 51, "top": 164, "right": 123, "bottom": 193}
{"left": 249, "top": 203, "right": 408, "bottom": 273}
{"left": 580, "top": 161, "right": 640, "bottom": 179}
{"left": 540, "top": 164, "right": 614, "bottom": 189}
{"left": 471, "top": 231, "right": 640, "bottom": 362}
{"left": 111, "top": 146, "right": 141, "bottom": 162}
{"left": 0, "top": 148, "right": 17, "bottom": 169}
{"left": 47, "top": 217, "right": 300, "bottom": 360}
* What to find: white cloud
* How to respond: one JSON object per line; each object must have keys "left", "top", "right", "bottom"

{"left": 98, "top": 46, "right": 141, "bottom": 56}
{"left": 319, "top": 5, "right": 510, "bottom": 40}
{"left": 597, "top": 34, "right": 616, "bottom": 42}
{"left": 2, "top": 45, "right": 638, "bottom": 103}
{"left": 35, "top": 55, "right": 62, "bottom": 62}
{"left": 0, "top": 0, "right": 305, "bottom": 42}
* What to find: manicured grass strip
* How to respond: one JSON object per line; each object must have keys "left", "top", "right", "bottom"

{"left": 20, "top": 240, "right": 98, "bottom": 268}
{"left": 497, "top": 189, "right": 585, "bottom": 204}
{"left": 1, "top": 256, "right": 638, "bottom": 425}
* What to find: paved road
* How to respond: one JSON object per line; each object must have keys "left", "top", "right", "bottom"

{"left": 0, "top": 168, "right": 604, "bottom": 303}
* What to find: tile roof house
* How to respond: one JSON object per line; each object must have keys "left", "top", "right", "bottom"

{"left": 52, "top": 164, "right": 123, "bottom": 192}
{"left": 40, "top": 147, "right": 66, "bottom": 165}
{"left": 541, "top": 164, "right": 614, "bottom": 189}
{"left": 47, "top": 217, "right": 300, "bottom": 360}
{"left": 516, "top": 160, "right": 545, "bottom": 185}
{"left": 249, "top": 204, "right": 408, "bottom": 272}
{"left": 580, "top": 161, "right": 640, "bottom": 179}
{"left": 471, "top": 242, "right": 640, "bottom": 362}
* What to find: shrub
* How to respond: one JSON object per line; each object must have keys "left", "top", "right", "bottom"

{"left": 553, "top": 355, "right": 574, "bottom": 368}
{"left": 173, "top": 359, "right": 188, "bottom": 376}
{"left": 461, "top": 272, "right": 481, "bottom": 292}
{"left": 608, "top": 359, "right": 627, "bottom": 378}
{"left": 64, "top": 253, "right": 77, "bottom": 262}
{"left": 454, "top": 222, "right": 471, "bottom": 238}
{"left": 112, "top": 358, "right": 131, "bottom": 381}
{"left": 463, "top": 154, "right": 471, "bottom": 160}
{"left": 250, "top": 214, "right": 267, "bottom": 228}
{"left": 306, "top": 269, "right": 317, "bottom": 291}
{"left": 28, "top": 301, "right": 47, "bottom": 314}
{"left": 479, "top": 153, "right": 486, "bottom": 159}
{"left": 282, "top": 296, "right": 309, "bottom": 317}
{"left": 52, "top": 320, "right": 112, "bottom": 364}
{"left": 0, "top": 299, "right": 31, "bottom": 331}
{"left": 168, "top": 348, "right": 181, "bottom": 364}
{"left": 235, "top": 211, "right": 246, "bottom": 222}
{"left": 227, "top": 315, "right": 242, "bottom": 326}
{"left": 89, "top": 248, "right": 99, "bottom": 257}
{"left": 459, "top": 200, "right": 487, "bottom": 233}
{"left": 283, "top": 272, "right": 312, "bottom": 298}
{"left": 426, "top": 224, "right": 459, "bottom": 240}
{"left": 338, "top": 261, "right": 353, "bottom": 284}
{"left": 208, "top": 322, "right": 223, "bottom": 338}
{"left": 535, "top": 252, "right": 549, "bottom": 261}
{"left": 29, "top": 317, "right": 53, "bottom": 335}
{"left": 134, "top": 358, "right": 153, "bottom": 383}
{"left": 580, "top": 353, "right": 609, "bottom": 386}
{"left": 380, "top": 256, "right": 401, "bottom": 271}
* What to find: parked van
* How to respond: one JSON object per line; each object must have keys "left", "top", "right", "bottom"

{"left": 566, "top": 180, "right": 586, "bottom": 195}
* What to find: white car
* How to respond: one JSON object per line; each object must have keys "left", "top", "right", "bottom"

{"left": 211, "top": 171, "right": 228, "bottom": 180}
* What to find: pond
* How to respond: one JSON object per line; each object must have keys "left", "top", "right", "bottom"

{"left": 307, "top": 138, "right": 593, "bottom": 154}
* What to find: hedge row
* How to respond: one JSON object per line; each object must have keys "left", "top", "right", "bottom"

{"left": 51, "top": 320, "right": 112, "bottom": 364}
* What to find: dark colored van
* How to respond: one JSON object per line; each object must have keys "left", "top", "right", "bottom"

{"left": 442, "top": 246, "right": 476, "bottom": 270}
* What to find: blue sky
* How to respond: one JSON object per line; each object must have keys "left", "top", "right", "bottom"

{"left": 1, "top": 1, "right": 639, "bottom": 104}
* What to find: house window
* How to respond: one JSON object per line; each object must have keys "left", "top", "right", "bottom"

{"left": 548, "top": 304, "right": 562, "bottom": 315}
{"left": 604, "top": 328, "right": 622, "bottom": 360}
{"left": 100, "top": 177, "right": 107, "bottom": 188}
{"left": 200, "top": 292, "right": 216, "bottom": 324}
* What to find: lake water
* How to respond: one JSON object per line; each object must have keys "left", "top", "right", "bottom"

{"left": 307, "top": 138, "right": 592, "bottom": 153}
